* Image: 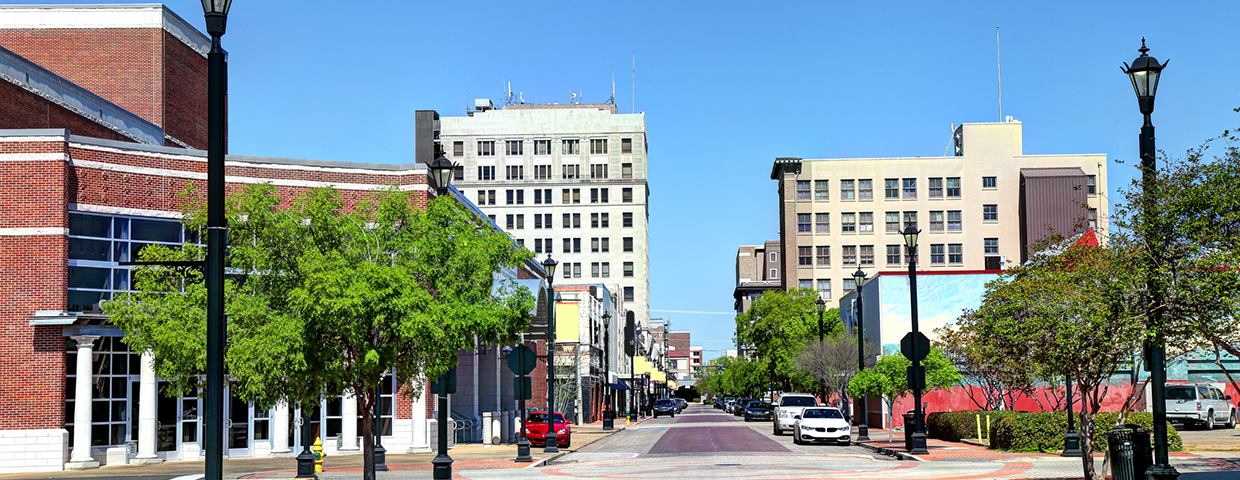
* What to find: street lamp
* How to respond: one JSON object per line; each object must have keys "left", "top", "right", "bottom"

{"left": 901, "top": 224, "right": 929, "bottom": 455}
{"left": 200, "top": 2, "right": 231, "bottom": 479}
{"left": 429, "top": 156, "right": 456, "bottom": 195}
{"left": 541, "top": 254, "right": 559, "bottom": 453}
{"left": 602, "top": 311, "right": 614, "bottom": 430}
{"left": 852, "top": 267, "right": 870, "bottom": 442}
{"left": 1122, "top": 39, "right": 1176, "bottom": 480}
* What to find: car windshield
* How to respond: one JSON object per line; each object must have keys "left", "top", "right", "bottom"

{"left": 780, "top": 396, "right": 817, "bottom": 407}
{"left": 656, "top": 399, "right": 675, "bottom": 405}
{"left": 526, "top": 413, "right": 565, "bottom": 423}
{"left": 1166, "top": 387, "right": 1196, "bottom": 400}
{"left": 748, "top": 402, "right": 769, "bottom": 409}
{"left": 802, "top": 408, "right": 843, "bottom": 419}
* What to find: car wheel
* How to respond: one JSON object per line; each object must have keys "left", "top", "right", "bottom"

{"left": 563, "top": 436, "right": 571, "bottom": 449}
{"left": 1206, "top": 410, "right": 1216, "bottom": 430}
{"left": 793, "top": 432, "right": 802, "bottom": 445}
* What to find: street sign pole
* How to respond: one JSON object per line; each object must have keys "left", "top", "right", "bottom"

{"left": 509, "top": 345, "right": 535, "bottom": 462}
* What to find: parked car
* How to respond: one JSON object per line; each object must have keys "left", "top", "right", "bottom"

{"left": 676, "top": 398, "right": 688, "bottom": 411}
{"left": 773, "top": 393, "right": 819, "bottom": 435}
{"left": 718, "top": 397, "right": 735, "bottom": 410}
{"left": 793, "top": 407, "right": 851, "bottom": 445}
{"left": 1165, "top": 384, "right": 1236, "bottom": 430}
{"left": 733, "top": 399, "right": 754, "bottom": 417}
{"left": 744, "top": 401, "right": 773, "bottom": 422}
{"left": 524, "top": 411, "right": 571, "bottom": 448}
{"left": 653, "top": 399, "right": 677, "bottom": 418}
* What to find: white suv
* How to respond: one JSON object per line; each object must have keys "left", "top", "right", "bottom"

{"left": 773, "top": 393, "right": 819, "bottom": 435}
{"left": 1165, "top": 384, "right": 1236, "bottom": 430}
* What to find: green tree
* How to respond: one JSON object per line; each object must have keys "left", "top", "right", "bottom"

{"left": 847, "top": 347, "right": 959, "bottom": 442}
{"left": 737, "top": 289, "right": 838, "bottom": 394}
{"left": 794, "top": 329, "right": 878, "bottom": 412}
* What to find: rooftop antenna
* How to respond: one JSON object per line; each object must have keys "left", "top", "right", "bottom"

{"left": 996, "top": 26, "right": 1003, "bottom": 122}
{"left": 607, "top": 74, "right": 615, "bottom": 104}
{"left": 943, "top": 122, "right": 955, "bottom": 156}
{"left": 571, "top": 90, "right": 576, "bottom": 104}
{"left": 466, "top": 78, "right": 471, "bottom": 115}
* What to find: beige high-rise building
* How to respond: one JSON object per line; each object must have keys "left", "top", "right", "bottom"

{"left": 771, "top": 120, "right": 1108, "bottom": 301}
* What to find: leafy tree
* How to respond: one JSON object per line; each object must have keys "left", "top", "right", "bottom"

{"left": 737, "top": 288, "right": 837, "bottom": 394}
{"left": 847, "top": 348, "right": 959, "bottom": 442}
{"left": 794, "top": 329, "right": 877, "bottom": 413}
{"left": 702, "top": 356, "right": 765, "bottom": 398}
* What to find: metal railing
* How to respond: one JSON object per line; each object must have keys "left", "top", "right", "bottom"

{"left": 450, "top": 409, "right": 480, "bottom": 444}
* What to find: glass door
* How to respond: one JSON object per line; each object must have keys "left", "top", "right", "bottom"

{"left": 227, "top": 394, "right": 251, "bottom": 457}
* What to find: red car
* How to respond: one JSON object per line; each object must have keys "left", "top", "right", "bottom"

{"left": 524, "top": 411, "right": 571, "bottom": 448}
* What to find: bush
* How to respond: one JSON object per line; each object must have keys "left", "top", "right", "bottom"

{"left": 927, "top": 410, "right": 1023, "bottom": 442}
{"left": 991, "top": 411, "right": 1183, "bottom": 453}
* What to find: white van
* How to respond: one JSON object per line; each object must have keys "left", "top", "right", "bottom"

{"left": 773, "top": 393, "right": 819, "bottom": 435}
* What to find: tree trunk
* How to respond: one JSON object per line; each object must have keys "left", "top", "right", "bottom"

{"left": 359, "top": 388, "right": 375, "bottom": 480}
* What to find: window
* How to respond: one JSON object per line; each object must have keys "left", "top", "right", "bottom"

{"left": 535, "top": 215, "right": 544, "bottom": 229}
{"left": 947, "top": 211, "right": 962, "bottom": 231}
{"left": 543, "top": 238, "right": 553, "bottom": 253}
{"left": 949, "top": 244, "right": 963, "bottom": 264}
{"left": 815, "top": 213, "right": 830, "bottom": 233}
{"left": 562, "top": 164, "right": 580, "bottom": 179}
{"left": 535, "top": 238, "right": 544, "bottom": 253}
{"left": 623, "top": 212, "right": 633, "bottom": 227}
{"left": 453, "top": 165, "right": 464, "bottom": 181}
{"left": 561, "top": 189, "right": 570, "bottom": 204}
{"left": 574, "top": 238, "right": 582, "bottom": 253}
{"left": 1088, "top": 208, "right": 1098, "bottom": 230}
{"left": 903, "top": 178, "right": 917, "bottom": 198}
{"left": 563, "top": 238, "right": 571, "bottom": 253}
{"left": 622, "top": 163, "right": 633, "bottom": 178}
{"left": 816, "top": 246, "right": 830, "bottom": 266}
{"left": 487, "top": 214, "right": 496, "bottom": 223}
{"left": 534, "top": 165, "right": 551, "bottom": 179}
{"left": 621, "top": 138, "right": 632, "bottom": 154}
{"left": 563, "top": 139, "right": 580, "bottom": 155}
{"left": 515, "top": 215, "right": 524, "bottom": 229}
{"left": 858, "top": 179, "right": 873, "bottom": 199}
{"left": 506, "top": 165, "right": 524, "bottom": 180}
{"left": 543, "top": 214, "right": 552, "bottom": 229}
{"left": 885, "top": 212, "right": 900, "bottom": 232}
{"left": 477, "top": 165, "right": 495, "bottom": 180}
{"left": 591, "top": 238, "right": 600, "bottom": 253}
{"left": 601, "top": 262, "right": 610, "bottom": 277}
{"left": 769, "top": 268, "right": 778, "bottom": 279}
{"left": 622, "top": 188, "right": 633, "bottom": 203}
{"left": 573, "top": 189, "right": 581, "bottom": 204}
{"left": 817, "top": 279, "right": 831, "bottom": 299}
{"left": 983, "top": 204, "right": 997, "bottom": 222}
{"left": 842, "top": 245, "right": 857, "bottom": 265}
{"left": 929, "top": 211, "right": 944, "bottom": 231}
{"left": 624, "top": 237, "right": 633, "bottom": 252}
{"left": 573, "top": 263, "right": 582, "bottom": 278}
{"left": 982, "top": 176, "right": 997, "bottom": 189}
{"left": 534, "top": 139, "right": 551, "bottom": 156}
{"left": 930, "top": 244, "right": 945, "bottom": 264}
{"left": 928, "top": 178, "right": 943, "bottom": 198}
{"left": 984, "top": 238, "right": 999, "bottom": 254}
{"left": 885, "top": 179, "right": 899, "bottom": 199}
{"left": 591, "top": 262, "right": 600, "bottom": 278}
{"left": 623, "top": 287, "right": 634, "bottom": 302}
{"left": 601, "top": 237, "right": 610, "bottom": 252}
{"left": 1087, "top": 175, "right": 1097, "bottom": 195}
{"left": 590, "top": 139, "right": 608, "bottom": 155}
{"left": 573, "top": 213, "right": 581, "bottom": 228}
{"left": 840, "top": 180, "right": 855, "bottom": 200}
{"left": 477, "top": 141, "right": 495, "bottom": 156}
{"left": 535, "top": 189, "right": 543, "bottom": 205}
{"left": 841, "top": 213, "right": 856, "bottom": 233}
{"left": 859, "top": 245, "right": 874, "bottom": 266}
{"left": 600, "top": 213, "right": 609, "bottom": 228}
{"left": 903, "top": 211, "right": 918, "bottom": 230}
{"left": 453, "top": 141, "right": 464, "bottom": 156}
{"left": 562, "top": 214, "right": 570, "bottom": 229}
{"left": 814, "top": 180, "right": 829, "bottom": 200}
{"left": 477, "top": 191, "right": 486, "bottom": 206}
{"left": 799, "top": 279, "right": 813, "bottom": 289}
{"left": 798, "top": 246, "right": 812, "bottom": 266}
{"left": 886, "top": 245, "right": 901, "bottom": 265}
{"left": 591, "top": 188, "right": 599, "bottom": 203}
{"left": 505, "top": 189, "right": 524, "bottom": 205}
{"left": 796, "top": 181, "right": 811, "bottom": 200}
{"left": 487, "top": 190, "right": 497, "bottom": 205}
{"left": 506, "top": 215, "right": 515, "bottom": 230}
{"left": 590, "top": 164, "right": 608, "bottom": 179}
{"left": 797, "top": 214, "right": 811, "bottom": 233}
{"left": 624, "top": 262, "right": 634, "bottom": 277}
{"left": 591, "top": 213, "right": 600, "bottom": 228}
{"left": 843, "top": 278, "right": 856, "bottom": 294}
{"left": 770, "top": 252, "right": 777, "bottom": 263}
{"left": 506, "top": 140, "right": 523, "bottom": 156}
{"left": 946, "top": 177, "right": 961, "bottom": 198}
{"left": 859, "top": 212, "right": 874, "bottom": 233}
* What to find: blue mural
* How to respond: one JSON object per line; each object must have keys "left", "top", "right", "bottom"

{"left": 875, "top": 272, "right": 998, "bottom": 353}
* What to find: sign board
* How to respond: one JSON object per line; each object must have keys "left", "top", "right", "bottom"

{"left": 507, "top": 345, "right": 536, "bottom": 376}
{"left": 430, "top": 367, "right": 457, "bottom": 395}
{"left": 900, "top": 332, "right": 930, "bottom": 362}
{"left": 624, "top": 312, "right": 636, "bottom": 357}
{"left": 906, "top": 365, "right": 925, "bottom": 391}
{"left": 513, "top": 376, "right": 532, "bottom": 400}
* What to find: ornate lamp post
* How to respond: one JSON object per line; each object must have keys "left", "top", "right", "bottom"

{"left": 902, "top": 224, "right": 929, "bottom": 455}
{"left": 542, "top": 254, "right": 560, "bottom": 453}
{"left": 852, "top": 267, "right": 870, "bottom": 442}
{"left": 428, "top": 156, "right": 456, "bottom": 479}
{"left": 429, "top": 156, "right": 456, "bottom": 195}
{"left": 1122, "top": 39, "right": 1176, "bottom": 480}
{"left": 602, "top": 311, "right": 614, "bottom": 430}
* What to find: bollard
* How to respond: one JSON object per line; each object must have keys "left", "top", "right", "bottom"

{"left": 312, "top": 437, "right": 326, "bottom": 473}
{"left": 976, "top": 414, "right": 982, "bottom": 441}
{"left": 482, "top": 412, "right": 494, "bottom": 445}
{"left": 986, "top": 415, "right": 991, "bottom": 441}
{"left": 491, "top": 413, "right": 502, "bottom": 446}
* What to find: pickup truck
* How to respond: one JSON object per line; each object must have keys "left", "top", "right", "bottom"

{"left": 1165, "top": 384, "right": 1236, "bottom": 430}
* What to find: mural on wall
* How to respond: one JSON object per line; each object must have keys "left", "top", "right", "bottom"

{"left": 876, "top": 272, "right": 998, "bottom": 355}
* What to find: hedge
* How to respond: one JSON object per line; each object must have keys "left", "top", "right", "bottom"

{"left": 990, "top": 411, "right": 1182, "bottom": 453}
{"left": 926, "top": 410, "right": 1022, "bottom": 442}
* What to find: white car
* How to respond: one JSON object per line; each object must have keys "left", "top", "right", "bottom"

{"left": 772, "top": 393, "right": 818, "bottom": 435}
{"left": 1165, "top": 384, "right": 1236, "bottom": 430}
{"left": 793, "top": 407, "right": 852, "bottom": 445}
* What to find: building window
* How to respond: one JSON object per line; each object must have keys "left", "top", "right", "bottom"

{"left": 796, "top": 181, "right": 811, "bottom": 200}
{"left": 983, "top": 204, "right": 998, "bottom": 222}
{"left": 928, "top": 178, "right": 943, "bottom": 198}
{"left": 624, "top": 237, "right": 633, "bottom": 252}
{"left": 624, "top": 262, "right": 634, "bottom": 277}
{"left": 573, "top": 238, "right": 582, "bottom": 253}
{"left": 535, "top": 238, "right": 544, "bottom": 253}
{"left": 1087, "top": 175, "right": 1097, "bottom": 195}
{"left": 946, "top": 177, "right": 961, "bottom": 198}
{"left": 817, "top": 279, "right": 831, "bottom": 299}
{"left": 592, "top": 262, "right": 600, "bottom": 278}
{"left": 563, "top": 238, "right": 571, "bottom": 253}
{"left": 903, "top": 178, "right": 917, "bottom": 198}
{"left": 477, "top": 165, "right": 495, "bottom": 180}
{"left": 601, "top": 237, "right": 610, "bottom": 252}
{"left": 535, "top": 215, "right": 544, "bottom": 229}
{"left": 857, "top": 179, "right": 873, "bottom": 200}
{"left": 983, "top": 176, "right": 997, "bottom": 189}
{"left": 984, "top": 238, "right": 999, "bottom": 254}
{"left": 842, "top": 245, "right": 857, "bottom": 265}
{"left": 770, "top": 252, "right": 778, "bottom": 263}
{"left": 798, "top": 246, "right": 812, "bottom": 266}
{"left": 843, "top": 278, "right": 856, "bottom": 294}
{"left": 769, "top": 268, "right": 778, "bottom": 279}
{"left": 562, "top": 214, "right": 570, "bottom": 229}
{"left": 880, "top": 244, "right": 899, "bottom": 265}
{"left": 453, "top": 165, "right": 464, "bottom": 181}
{"left": 534, "top": 139, "right": 551, "bottom": 156}
{"left": 506, "top": 140, "right": 523, "bottom": 156}
{"left": 797, "top": 214, "right": 811, "bottom": 233}
{"left": 544, "top": 238, "right": 552, "bottom": 253}
{"left": 622, "top": 188, "right": 633, "bottom": 203}
{"left": 840, "top": 180, "right": 855, "bottom": 200}
{"left": 573, "top": 262, "right": 582, "bottom": 278}
{"left": 573, "top": 214, "right": 581, "bottom": 228}
{"left": 534, "top": 189, "right": 543, "bottom": 205}
{"left": 947, "top": 210, "right": 962, "bottom": 231}
{"left": 591, "top": 213, "right": 600, "bottom": 228}
{"left": 949, "top": 244, "right": 963, "bottom": 264}
{"left": 929, "top": 211, "right": 944, "bottom": 231}
{"left": 620, "top": 138, "right": 633, "bottom": 154}
{"left": 590, "top": 164, "right": 608, "bottom": 179}
{"left": 534, "top": 165, "right": 551, "bottom": 180}
{"left": 602, "top": 262, "right": 610, "bottom": 277}
{"left": 591, "top": 238, "right": 600, "bottom": 253}
{"left": 623, "top": 286, "right": 634, "bottom": 302}
{"left": 506, "top": 165, "right": 524, "bottom": 180}
{"left": 562, "top": 164, "right": 580, "bottom": 179}
{"left": 815, "top": 213, "right": 830, "bottom": 234}
{"left": 563, "top": 139, "right": 580, "bottom": 155}
{"left": 885, "top": 212, "right": 900, "bottom": 232}
{"left": 573, "top": 189, "right": 581, "bottom": 204}
{"left": 600, "top": 188, "right": 609, "bottom": 203}
{"left": 623, "top": 212, "right": 633, "bottom": 228}
{"left": 930, "top": 244, "right": 945, "bottom": 264}
{"left": 453, "top": 141, "right": 464, "bottom": 156}
{"left": 1088, "top": 208, "right": 1098, "bottom": 230}
{"left": 885, "top": 179, "right": 899, "bottom": 199}
{"left": 814, "top": 180, "right": 829, "bottom": 200}
{"left": 622, "top": 163, "right": 633, "bottom": 178}
{"left": 600, "top": 213, "right": 609, "bottom": 228}
{"left": 903, "top": 211, "right": 918, "bottom": 230}
{"left": 64, "top": 337, "right": 139, "bottom": 446}
{"left": 591, "top": 188, "right": 599, "bottom": 203}
{"left": 816, "top": 246, "right": 830, "bottom": 266}
{"left": 478, "top": 141, "right": 495, "bottom": 156}
{"left": 488, "top": 214, "right": 496, "bottom": 223}
{"left": 841, "top": 213, "right": 856, "bottom": 233}
{"left": 859, "top": 212, "right": 874, "bottom": 233}
{"left": 487, "top": 190, "right": 497, "bottom": 205}
{"left": 590, "top": 139, "right": 608, "bottom": 155}
{"left": 506, "top": 215, "right": 515, "bottom": 230}
{"left": 799, "top": 279, "right": 813, "bottom": 289}
{"left": 859, "top": 245, "right": 875, "bottom": 266}
{"left": 516, "top": 215, "right": 524, "bottom": 229}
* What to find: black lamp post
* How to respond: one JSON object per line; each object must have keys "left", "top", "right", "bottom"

{"left": 542, "top": 254, "right": 560, "bottom": 453}
{"left": 852, "top": 267, "right": 870, "bottom": 442}
{"left": 1123, "top": 39, "right": 1176, "bottom": 480}
{"left": 428, "top": 153, "right": 456, "bottom": 480}
{"left": 814, "top": 298, "right": 826, "bottom": 404}
{"left": 902, "top": 225, "right": 929, "bottom": 455}
{"left": 1062, "top": 375, "right": 1082, "bottom": 457}
{"left": 199, "top": 2, "right": 231, "bottom": 479}
{"left": 373, "top": 383, "right": 387, "bottom": 471}
{"left": 602, "top": 311, "right": 614, "bottom": 430}
{"left": 430, "top": 156, "right": 456, "bottom": 196}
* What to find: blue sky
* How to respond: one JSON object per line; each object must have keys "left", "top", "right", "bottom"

{"left": 41, "top": 0, "right": 1240, "bottom": 360}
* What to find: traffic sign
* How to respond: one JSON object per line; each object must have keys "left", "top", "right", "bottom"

{"left": 507, "top": 345, "right": 537, "bottom": 375}
{"left": 900, "top": 332, "right": 930, "bottom": 362}
{"left": 906, "top": 365, "right": 926, "bottom": 390}
{"left": 513, "top": 376, "right": 532, "bottom": 400}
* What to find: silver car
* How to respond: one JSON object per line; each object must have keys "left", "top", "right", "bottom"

{"left": 1165, "top": 384, "right": 1236, "bottom": 430}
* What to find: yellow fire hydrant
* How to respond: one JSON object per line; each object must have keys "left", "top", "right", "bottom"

{"left": 312, "top": 436, "right": 326, "bottom": 473}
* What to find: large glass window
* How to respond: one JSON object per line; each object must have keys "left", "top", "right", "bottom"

{"left": 68, "top": 213, "right": 191, "bottom": 312}
{"left": 796, "top": 181, "right": 811, "bottom": 200}
{"left": 814, "top": 180, "right": 829, "bottom": 200}
{"left": 66, "top": 337, "right": 139, "bottom": 447}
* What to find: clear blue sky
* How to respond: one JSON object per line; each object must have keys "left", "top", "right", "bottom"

{"left": 42, "top": 0, "right": 1240, "bottom": 360}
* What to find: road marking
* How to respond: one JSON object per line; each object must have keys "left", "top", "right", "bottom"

{"left": 170, "top": 475, "right": 205, "bottom": 480}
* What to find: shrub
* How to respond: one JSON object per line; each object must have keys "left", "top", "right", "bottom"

{"left": 927, "top": 410, "right": 1023, "bottom": 442}
{"left": 991, "top": 411, "right": 1183, "bottom": 453}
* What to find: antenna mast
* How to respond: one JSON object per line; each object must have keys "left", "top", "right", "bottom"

{"left": 996, "top": 26, "right": 1003, "bottom": 122}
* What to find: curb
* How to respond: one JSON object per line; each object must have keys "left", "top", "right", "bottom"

{"left": 853, "top": 441, "right": 924, "bottom": 462}
{"left": 541, "top": 423, "right": 630, "bottom": 467}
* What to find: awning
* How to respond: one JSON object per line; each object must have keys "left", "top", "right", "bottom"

{"left": 610, "top": 381, "right": 631, "bottom": 391}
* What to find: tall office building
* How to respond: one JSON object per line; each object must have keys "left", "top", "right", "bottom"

{"left": 420, "top": 102, "right": 651, "bottom": 328}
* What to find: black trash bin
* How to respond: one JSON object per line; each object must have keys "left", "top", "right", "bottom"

{"left": 1105, "top": 426, "right": 1136, "bottom": 480}
{"left": 903, "top": 412, "right": 915, "bottom": 452}
{"left": 1126, "top": 424, "right": 1154, "bottom": 478}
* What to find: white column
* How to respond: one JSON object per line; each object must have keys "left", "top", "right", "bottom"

{"left": 340, "top": 390, "right": 359, "bottom": 452}
{"left": 271, "top": 402, "right": 290, "bottom": 454}
{"left": 66, "top": 336, "right": 100, "bottom": 469}
{"left": 409, "top": 381, "right": 429, "bottom": 453}
{"left": 132, "top": 350, "right": 162, "bottom": 464}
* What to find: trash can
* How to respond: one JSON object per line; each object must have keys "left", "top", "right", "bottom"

{"left": 1104, "top": 426, "right": 1136, "bottom": 480}
{"left": 1126, "top": 424, "right": 1153, "bottom": 478}
{"left": 903, "top": 412, "right": 915, "bottom": 452}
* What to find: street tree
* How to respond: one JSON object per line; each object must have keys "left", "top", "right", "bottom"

{"left": 794, "top": 329, "right": 877, "bottom": 413}
{"left": 737, "top": 288, "right": 833, "bottom": 394}
{"left": 846, "top": 347, "right": 959, "bottom": 442}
